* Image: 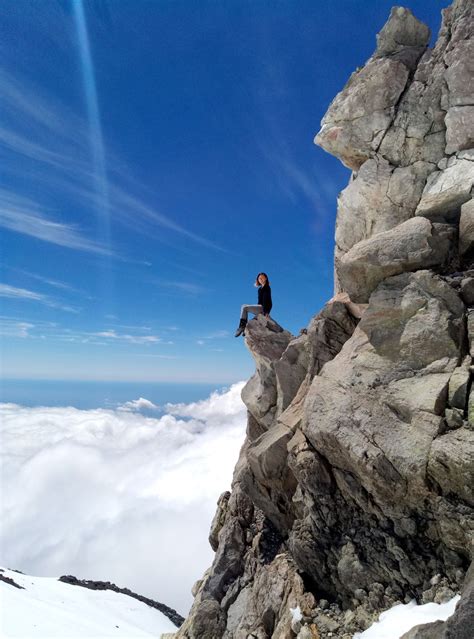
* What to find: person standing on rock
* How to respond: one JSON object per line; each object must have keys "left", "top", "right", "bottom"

{"left": 234, "top": 272, "right": 272, "bottom": 337}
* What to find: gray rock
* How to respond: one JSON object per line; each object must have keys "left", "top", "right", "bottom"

{"left": 274, "top": 333, "right": 309, "bottom": 415}
{"left": 277, "top": 299, "right": 358, "bottom": 431}
{"left": 337, "top": 217, "right": 455, "bottom": 303}
{"left": 335, "top": 157, "right": 432, "bottom": 254}
{"left": 444, "top": 38, "right": 474, "bottom": 108}
{"left": 467, "top": 311, "right": 474, "bottom": 358}
{"left": 415, "top": 158, "right": 474, "bottom": 222}
{"left": 400, "top": 620, "right": 445, "bottom": 639}
{"left": 445, "top": 407, "right": 464, "bottom": 431}
{"left": 377, "top": 30, "right": 449, "bottom": 167}
{"left": 244, "top": 423, "right": 297, "bottom": 532}
{"left": 448, "top": 360, "right": 470, "bottom": 410}
{"left": 241, "top": 316, "right": 293, "bottom": 429}
{"left": 374, "top": 6, "right": 430, "bottom": 70}
{"left": 314, "top": 6, "right": 432, "bottom": 171}
{"left": 247, "top": 424, "right": 293, "bottom": 486}
{"left": 459, "top": 199, "right": 474, "bottom": 265}
{"left": 458, "top": 149, "right": 474, "bottom": 161}
{"left": 467, "top": 383, "right": 474, "bottom": 428}
{"left": 445, "top": 107, "right": 474, "bottom": 155}
{"left": 314, "top": 57, "right": 410, "bottom": 170}
{"left": 428, "top": 428, "right": 474, "bottom": 506}
{"left": 460, "top": 275, "right": 474, "bottom": 305}
{"left": 208, "top": 491, "right": 230, "bottom": 552}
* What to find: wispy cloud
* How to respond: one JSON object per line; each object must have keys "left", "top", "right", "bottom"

{"left": 201, "top": 329, "right": 230, "bottom": 339}
{"left": 0, "top": 313, "right": 180, "bottom": 350}
{"left": 10, "top": 267, "right": 86, "bottom": 294}
{"left": 0, "top": 316, "right": 175, "bottom": 349}
{"left": 0, "top": 189, "right": 113, "bottom": 256}
{"left": 1, "top": 66, "right": 228, "bottom": 255}
{"left": 107, "top": 323, "right": 152, "bottom": 332}
{"left": 157, "top": 280, "right": 209, "bottom": 296}
{"left": 0, "top": 315, "right": 61, "bottom": 339}
{"left": 134, "top": 353, "right": 179, "bottom": 359}
{"left": 0, "top": 283, "right": 80, "bottom": 313}
{"left": 92, "top": 329, "right": 161, "bottom": 345}
{"left": 0, "top": 319, "right": 35, "bottom": 338}
{"left": 195, "top": 330, "right": 229, "bottom": 349}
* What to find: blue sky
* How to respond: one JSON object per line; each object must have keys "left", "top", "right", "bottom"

{"left": 1, "top": 0, "right": 447, "bottom": 383}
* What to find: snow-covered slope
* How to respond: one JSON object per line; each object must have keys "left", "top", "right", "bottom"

{"left": 0, "top": 568, "right": 178, "bottom": 638}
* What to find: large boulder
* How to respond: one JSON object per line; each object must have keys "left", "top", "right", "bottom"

{"left": 337, "top": 217, "right": 456, "bottom": 302}
{"left": 415, "top": 157, "right": 474, "bottom": 222}
{"left": 335, "top": 157, "right": 433, "bottom": 254}
{"left": 314, "top": 7, "right": 430, "bottom": 171}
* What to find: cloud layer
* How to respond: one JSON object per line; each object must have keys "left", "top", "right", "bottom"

{"left": 0, "top": 382, "right": 247, "bottom": 615}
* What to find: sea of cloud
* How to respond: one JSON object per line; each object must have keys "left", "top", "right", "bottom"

{"left": 0, "top": 381, "right": 247, "bottom": 616}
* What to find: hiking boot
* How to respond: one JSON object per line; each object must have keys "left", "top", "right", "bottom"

{"left": 234, "top": 318, "right": 247, "bottom": 337}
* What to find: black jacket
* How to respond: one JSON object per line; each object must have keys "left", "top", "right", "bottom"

{"left": 258, "top": 283, "right": 272, "bottom": 315}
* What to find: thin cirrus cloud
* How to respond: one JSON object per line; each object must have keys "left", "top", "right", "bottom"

{"left": 1, "top": 67, "right": 227, "bottom": 255}
{"left": 92, "top": 329, "right": 162, "bottom": 345}
{"left": 0, "top": 189, "right": 113, "bottom": 256}
{"left": 9, "top": 267, "right": 92, "bottom": 297}
{"left": 196, "top": 329, "right": 230, "bottom": 346}
{"left": 0, "top": 319, "right": 35, "bottom": 339}
{"left": 0, "top": 284, "right": 80, "bottom": 314}
{"left": 150, "top": 279, "right": 210, "bottom": 297}
{"left": 203, "top": 329, "right": 230, "bottom": 339}
{"left": 0, "top": 316, "right": 171, "bottom": 347}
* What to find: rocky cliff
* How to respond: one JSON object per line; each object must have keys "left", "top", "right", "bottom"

{"left": 173, "top": 1, "right": 474, "bottom": 637}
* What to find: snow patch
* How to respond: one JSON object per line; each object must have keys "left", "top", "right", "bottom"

{"left": 353, "top": 595, "right": 461, "bottom": 638}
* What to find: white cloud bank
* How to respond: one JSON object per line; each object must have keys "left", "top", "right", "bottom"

{"left": 0, "top": 382, "right": 247, "bottom": 616}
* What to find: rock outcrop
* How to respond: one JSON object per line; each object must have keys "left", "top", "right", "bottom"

{"left": 172, "top": 1, "right": 474, "bottom": 637}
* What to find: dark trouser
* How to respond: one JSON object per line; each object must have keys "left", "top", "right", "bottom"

{"left": 240, "top": 304, "right": 264, "bottom": 321}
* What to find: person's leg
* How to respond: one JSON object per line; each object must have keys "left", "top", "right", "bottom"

{"left": 236, "top": 305, "right": 264, "bottom": 337}
{"left": 241, "top": 304, "right": 263, "bottom": 319}
{"left": 240, "top": 304, "right": 249, "bottom": 321}
{"left": 235, "top": 307, "right": 248, "bottom": 337}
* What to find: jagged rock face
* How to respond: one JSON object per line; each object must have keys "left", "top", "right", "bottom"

{"left": 293, "top": 270, "right": 471, "bottom": 602}
{"left": 330, "top": 0, "right": 474, "bottom": 298}
{"left": 175, "top": 2, "right": 474, "bottom": 637}
{"left": 175, "top": 303, "right": 359, "bottom": 639}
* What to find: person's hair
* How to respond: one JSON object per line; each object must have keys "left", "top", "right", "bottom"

{"left": 255, "top": 272, "right": 270, "bottom": 287}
